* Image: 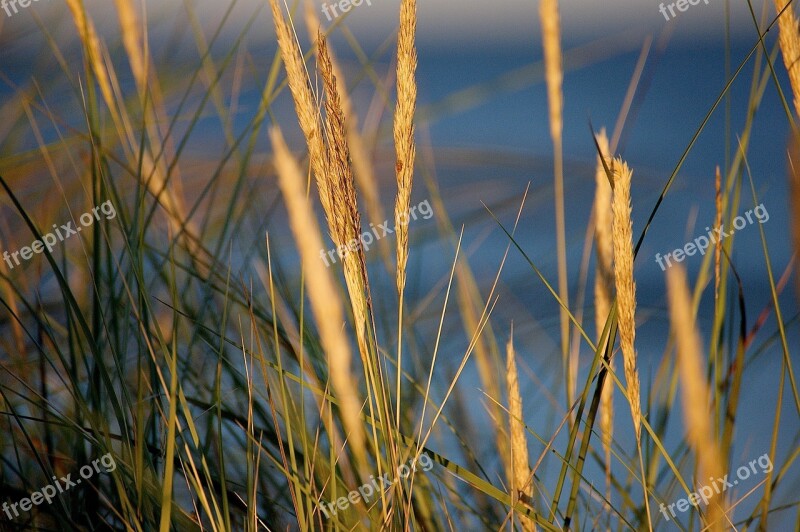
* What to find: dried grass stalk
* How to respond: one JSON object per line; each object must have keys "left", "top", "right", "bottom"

{"left": 394, "top": 0, "right": 418, "bottom": 296}
{"left": 270, "top": 126, "right": 365, "bottom": 463}
{"left": 113, "top": 0, "right": 146, "bottom": 93}
{"left": 270, "top": 1, "right": 371, "bottom": 354}
{"left": 268, "top": 0, "right": 330, "bottom": 214}
{"left": 540, "top": 0, "right": 563, "bottom": 140}
{"left": 113, "top": 0, "right": 192, "bottom": 233}
{"left": 539, "top": 0, "right": 570, "bottom": 403}
{"left": 666, "top": 266, "right": 727, "bottom": 532}
{"left": 611, "top": 157, "right": 653, "bottom": 528}
{"left": 506, "top": 332, "right": 536, "bottom": 532}
{"left": 303, "top": 2, "right": 387, "bottom": 241}
{"left": 317, "top": 35, "right": 371, "bottom": 347}
{"left": 610, "top": 158, "right": 641, "bottom": 439}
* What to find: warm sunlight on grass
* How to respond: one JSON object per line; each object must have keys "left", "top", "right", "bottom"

{"left": 0, "top": 0, "right": 798, "bottom": 530}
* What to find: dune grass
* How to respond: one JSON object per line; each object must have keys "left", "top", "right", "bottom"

{"left": 0, "top": 0, "right": 798, "bottom": 530}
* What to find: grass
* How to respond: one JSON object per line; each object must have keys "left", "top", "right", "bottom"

{"left": 0, "top": 0, "right": 798, "bottom": 530}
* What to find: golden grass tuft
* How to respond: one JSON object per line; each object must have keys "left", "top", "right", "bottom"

{"left": 303, "top": 2, "right": 388, "bottom": 254}
{"left": 593, "top": 129, "right": 614, "bottom": 504}
{"left": 392, "top": 0, "right": 418, "bottom": 437}
{"left": 610, "top": 157, "right": 652, "bottom": 530}
{"left": 269, "top": 125, "right": 366, "bottom": 468}
{"left": 317, "top": 34, "right": 372, "bottom": 350}
{"left": 394, "top": 0, "right": 418, "bottom": 297}
{"left": 666, "top": 265, "right": 727, "bottom": 532}
{"left": 268, "top": 0, "right": 330, "bottom": 213}
{"left": 270, "top": 0, "right": 372, "bottom": 358}
{"left": 774, "top": 0, "right": 800, "bottom": 117}
{"left": 506, "top": 331, "right": 536, "bottom": 532}
{"left": 610, "top": 158, "right": 641, "bottom": 439}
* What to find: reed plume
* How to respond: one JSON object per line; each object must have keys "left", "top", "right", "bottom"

{"left": 666, "top": 265, "right": 727, "bottom": 532}
{"left": 506, "top": 331, "right": 536, "bottom": 532}
{"left": 270, "top": 0, "right": 372, "bottom": 357}
{"left": 394, "top": 0, "right": 418, "bottom": 296}
{"left": 112, "top": 0, "right": 194, "bottom": 248}
{"left": 593, "top": 129, "right": 614, "bottom": 506}
{"left": 774, "top": 0, "right": 800, "bottom": 117}
{"left": 268, "top": 0, "right": 330, "bottom": 215}
{"left": 303, "top": 2, "right": 387, "bottom": 253}
{"left": 270, "top": 125, "right": 366, "bottom": 466}
{"left": 610, "top": 157, "right": 652, "bottom": 529}
{"left": 610, "top": 158, "right": 640, "bottom": 438}
{"left": 393, "top": 0, "right": 418, "bottom": 433}
{"left": 317, "top": 35, "right": 372, "bottom": 352}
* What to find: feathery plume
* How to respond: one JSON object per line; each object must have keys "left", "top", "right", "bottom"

{"left": 112, "top": 0, "right": 193, "bottom": 241}
{"left": 666, "top": 266, "right": 727, "bottom": 532}
{"left": 610, "top": 157, "right": 652, "bottom": 529}
{"left": 270, "top": 0, "right": 372, "bottom": 355}
{"left": 113, "top": 0, "right": 146, "bottom": 93}
{"left": 394, "top": 0, "right": 418, "bottom": 296}
{"left": 392, "top": 0, "right": 418, "bottom": 433}
{"left": 64, "top": 0, "right": 115, "bottom": 116}
{"left": 303, "top": 1, "right": 387, "bottom": 246}
{"left": 506, "top": 331, "right": 536, "bottom": 532}
{"left": 268, "top": 0, "right": 330, "bottom": 213}
{"left": 317, "top": 35, "right": 372, "bottom": 348}
{"left": 610, "top": 158, "right": 641, "bottom": 439}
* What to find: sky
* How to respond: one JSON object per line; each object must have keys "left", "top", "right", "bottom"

{"left": 0, "top": 0, "right": 776, "bottom": 54}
